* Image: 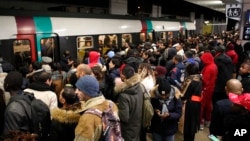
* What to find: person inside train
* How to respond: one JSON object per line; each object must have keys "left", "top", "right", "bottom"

{"left": 60, "top": 50, "right": 73, "bottom": 72}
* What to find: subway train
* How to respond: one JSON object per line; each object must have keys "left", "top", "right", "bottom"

{"left": 0, "top": 14, "right": 196, "bottom": 69}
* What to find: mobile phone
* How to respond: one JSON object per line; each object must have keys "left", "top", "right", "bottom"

{"left": 208, "top": 134, "right": 220, "bottom": 141}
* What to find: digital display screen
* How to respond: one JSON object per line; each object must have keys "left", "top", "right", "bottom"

{"left": 245, "top": 10, "right": 250, "bottom": 25}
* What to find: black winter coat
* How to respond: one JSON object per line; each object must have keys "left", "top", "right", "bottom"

{"left": 150, "top": 91, "right": 182, "bottom": 135}
{"left": 214, "top": 52, "right": 233, "bottom": 93}
{"left": 3, "top": 92, "right": 32, "bottom": 135}
{"left": 50, "top": 103, "right": 82, "bottom": 141}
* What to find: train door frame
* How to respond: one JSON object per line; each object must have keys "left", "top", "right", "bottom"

{"left": 36, "top": 33, "right": 59, "bottom": 62}
{"left": 16, "top": 34, "right": 37, "bottom": 63}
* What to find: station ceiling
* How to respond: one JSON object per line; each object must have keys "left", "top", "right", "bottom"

{"left": 0, "top": 0, "right": 242, "bottom": 20}
{"left": 185, "top": 0, "right": 242, "bottom": 13}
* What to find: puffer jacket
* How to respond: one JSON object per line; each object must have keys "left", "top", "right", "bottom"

{"left": 115, "top": 74, "right": 144, "bottom": 141}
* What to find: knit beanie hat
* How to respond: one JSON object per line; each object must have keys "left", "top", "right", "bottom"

{"left": 155, "top": 66, "right": 167, "bottom": 76}
{"left": 157, "top": 77, "right": 171, "bottom": 95}
{"left": 75, "top": 75, "right": 100, "bottom": 97}
{"left": 107, "top": 51, "right": 115, "bottom": 58}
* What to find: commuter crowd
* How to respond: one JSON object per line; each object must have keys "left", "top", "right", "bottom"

{"left": 1, "top": 31, "right": 250, "bottom": 141}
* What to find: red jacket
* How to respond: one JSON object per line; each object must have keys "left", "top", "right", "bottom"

{"left": 226, "top": 49, "right": 238, "bottom": 65}
{"left": 200, "top": 52, "right": 218, "bottom": 94}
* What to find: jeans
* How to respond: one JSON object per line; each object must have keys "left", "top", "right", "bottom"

{"left": 152, "top": 132, "right": 175, "bottom": 141}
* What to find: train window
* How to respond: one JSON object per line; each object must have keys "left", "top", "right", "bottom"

{"left": 13, "top": 39, "right": 31, "bottom": 68}
{"left": 122, "top": 34, "right": 132, "bottom": 48}
{"left": 77, "top": 36, "right": 94, "bottom": 62}
{"left": 98, "top": 34, "right": 117, "bottom": 55}
{"left": 147, "top": 33, "right": 153, "bottom": 41}
{"left": 160, "top": 32, "right": 166, "bottom": 40}
{"left": 41, "top": 38, "right": 55, "bottom": 58}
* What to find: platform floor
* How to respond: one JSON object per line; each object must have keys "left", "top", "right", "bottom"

{"left": 147, "top": 127, "right": 211, "bottom": 141}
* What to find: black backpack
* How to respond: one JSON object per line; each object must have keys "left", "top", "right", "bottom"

{"left": 15, "top": 92, "right": 51, "bottom": 141}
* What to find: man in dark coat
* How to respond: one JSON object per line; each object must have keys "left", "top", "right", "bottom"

{"left": 213, "top": 44, "right": 234, "bottom": 106}
{"left": 209, "top": 79, "right": 242, "bottom": 138}
{"left": 3, "top": 71, "right": 31, "bottom": 134}
{"left": 114, "top": 65, "right": 143, "bottom": 141}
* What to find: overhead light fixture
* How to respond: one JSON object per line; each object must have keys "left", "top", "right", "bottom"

{"left": 205, "top": 18, "right": 228, "bottom": 25}
{"left": 204, "top": 20, "right": 210, "bottom": 24}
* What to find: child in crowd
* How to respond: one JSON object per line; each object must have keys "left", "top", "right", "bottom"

{"left": 238, "top": 60, "right": 250, "bottom": 93}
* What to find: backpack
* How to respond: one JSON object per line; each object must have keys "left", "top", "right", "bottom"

{"left": 85, "top": 100, "right": 124, "bottom": 141}
{"left": 15, "top": 92, "right": 51, "bottom": 141}
{"left": 140, "top": 84, "right": 154, "bottom": 128}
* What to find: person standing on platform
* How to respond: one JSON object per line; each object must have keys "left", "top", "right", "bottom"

{"left": 180, "top": 64, "right": 202, "bottom": 141}
{"left": 200, "top": 52, "right": 218, "bottom": 129}
{"left": 114, "top": 65, "right": 143, "bottom": 141}
{"left": 212, "top": 44, "right": 233, "bottom": 106}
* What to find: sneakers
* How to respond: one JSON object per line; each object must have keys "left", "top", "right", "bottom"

{"left": 204, "top": 120, "right": 211, "bottom": 127}
{"left": 200, "top": 124, "right": 204, "bottom": 130}
{"left": 200, "top": 121, "right": 210, "bottom": 130}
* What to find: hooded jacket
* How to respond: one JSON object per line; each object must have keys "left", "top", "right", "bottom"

{"left": 114, "top": 74, "right": 143, "bottom": 141}
{"left": 50, "top": 103, "right": 83, "bottom": 141}
{"left": 24, "top": 82, "right": 58, "bottom": 110}
{"left": 200, "top": 52, "right": 218, "bottom": 95}
{"left": 226, "top": 44, "right": 238, "bottom": 65}
{"left": 88, "top": 51, "right": 101, "bottom": 68}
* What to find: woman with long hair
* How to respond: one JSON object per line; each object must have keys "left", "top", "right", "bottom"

{"left": 181, "top": 63, "right": 202, "bottom": 141}
{"left": 138, "top": 63, "right": 155, "bottom": 94}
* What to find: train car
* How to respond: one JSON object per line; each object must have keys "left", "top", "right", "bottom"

{"left": 0, "top": 14, "right": 195, "bottom": 69}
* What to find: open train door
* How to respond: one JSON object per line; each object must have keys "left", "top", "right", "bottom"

{"left": 36, "top": 33, "right": 59, "bottom": 63}
{"left": 12, "top": 34, "right": 37, "bottom": 70}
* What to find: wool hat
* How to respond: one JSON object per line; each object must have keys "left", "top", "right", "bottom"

{"left": 75, "top": 75, "right": 100, "bottom": 97}
{"left": 155, "top": 66, "right": 167, "bottom": 76}
{"left": 157, "top": 77, "right": 171, "bottom": 95}
{"left": 107, "top": 51, "right": 115, "bottom": 58}
{"left": 215, "top": 45, "right": 225, "bottom": 52}
{"left": 42, "top": 56, "right": 52, "bottom": 64}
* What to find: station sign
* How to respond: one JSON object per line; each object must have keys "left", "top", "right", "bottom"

{"left": 226, "top": 4, "right": 242, "bottom": 21}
